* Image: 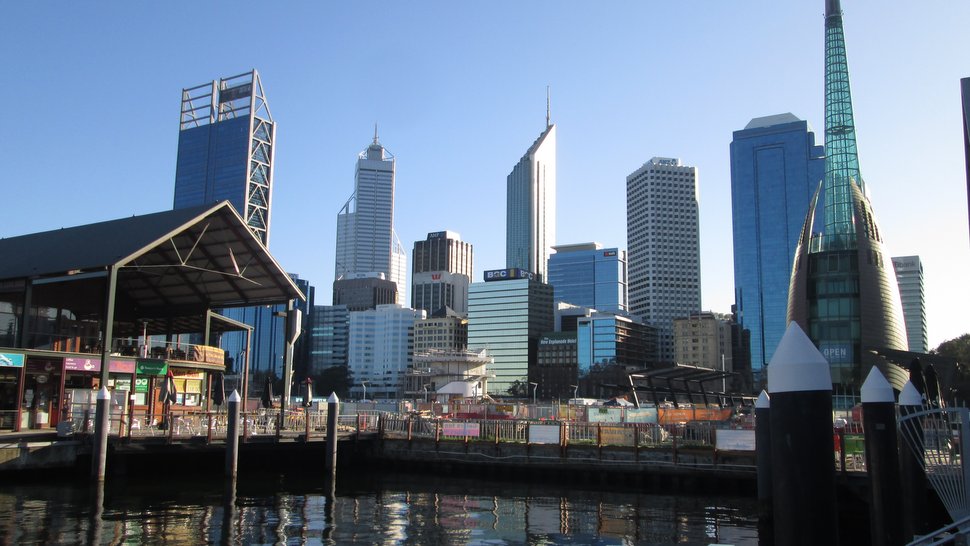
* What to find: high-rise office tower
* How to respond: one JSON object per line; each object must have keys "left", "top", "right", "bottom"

{"left": 575, "top": 313, "right": 656, "bottom": 398}
{"left": 730, "top": 114, "right": 825, "bottom": 382}
{"left": 335, "top": 129, "right": 408, "bottom": 304}
{"left": 218, "top": 273, "right": 310, "bottom": 378}
{"left": 788, "top": 0, "right": 907, "bottom": 393}
{"left": 171, "top": 70, "right": 294, "bottom": 383}
{"left": 891, "top": 256, "right": 928, "bottom": 354}
{"left": 626, "top": 157, "right": 701, "bottom": 363}
{"left": 347, "top": 304, "right": 425, "bottom": 400}
{"left": 174, "top": 70, "right": 275, "bottom": 246}
{"left": 507, "top": 108, "right": 556, "bottom": 282}
{"left": 547, "top": 243, "right": 628, "bottom": 314}
{"left": 467, "top": 268, "right": 554, "bottom": 395}
{"left": 307, "top": 305, "right": 349, "bottom": 376}
{"left": 673, "top": 312, "right": 733, "bottom": 373}
{"left": 411, "top": 231, "right": 474, "bottom": 315}
{"left": 332, "top": 273, "right": 398, "bottom": 312}
{"left": 962, "top": 77, "right": 970, "bottom": 243}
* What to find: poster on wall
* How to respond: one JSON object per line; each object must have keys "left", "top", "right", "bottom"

{"left": 0, "top": 353, "right": 25, "bottom": 367}
{"left": 528, "top": 424, "right": 561, "bottom": 444}
{"left": 715, "top": 429, "right": 756, "bottom": 451}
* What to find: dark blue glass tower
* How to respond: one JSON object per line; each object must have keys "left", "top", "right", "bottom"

{"left": 171, "top": 71, "right": 298, "bottom": 386}
{"left": 547, "top": 243, "right": 627, "bottom": 314}
{"left": 174, "top": 70, "right": 274, "bottom": 245}
{"left": 730, "top": 114, "right": 825, "bottom": 383}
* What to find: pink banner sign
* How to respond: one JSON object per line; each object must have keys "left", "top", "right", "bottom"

{"left": 64, "top": 358, "right": 136, "bottom": 374}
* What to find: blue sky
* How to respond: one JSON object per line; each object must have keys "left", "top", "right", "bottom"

{"left": 3, "top": 2, "right": 969, "bottom": 349}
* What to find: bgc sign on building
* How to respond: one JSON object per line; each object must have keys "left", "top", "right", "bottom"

{"left": 483, "top": 268, "right": 535, "bottom": 282}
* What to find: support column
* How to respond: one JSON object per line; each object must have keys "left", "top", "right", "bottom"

{"left": 225, "top": 390, "right": 241, "bottom": 478}
{"left": 755, "top": 390, "right": 772, "bottom": 518}
{"left": 768, "top": 323, "right": 838, "bottom": 546}
{"left": 92, "top": 265, "right": 117, "bottom": 481}
{"left": 325, "top": 393, "right": 339, "bottom": 476}
{"left": 861, "top": 366, "right": 904, "bottom": 546}
{"left": 898, "top": 381, "right": 928, "bottom": 540}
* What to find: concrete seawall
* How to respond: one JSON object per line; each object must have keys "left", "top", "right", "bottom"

{"left": 376, "top": 437, "right": 757, "bottom": 493}
{"left": 0, "top": 436, "right": 82, "bottom": 472}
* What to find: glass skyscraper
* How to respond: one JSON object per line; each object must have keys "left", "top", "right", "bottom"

{"left": 962, "top": 77, "right": 970, "bottom": 242}
{"left": 170, "top": 70, "right": 302, "bottom": 385}
{"left": 730, "top": 114, "right": 825, "bottom": 382}
{"left": 335, "top": 131, "right": 407, "bottom": 304}
{"left": 174, "top": 70, "right": 274, "bottom": 246}
{"left": 467, "top": 269, "right": 554, "bottom": 395}
{"left": 547, "top": 243, "right": 627, "bottom": 314}
{"left": 307, "top": 305, "right": 349, "bottom": 376}
{"left": 788, "top": 0, "right": 908, "bottom": 392}
{"left": 507, "top": 121, "right": 556, "bottom": 282}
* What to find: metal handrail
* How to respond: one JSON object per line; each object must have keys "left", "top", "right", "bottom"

{"left": 906, "top": 513, "right": 970, "bottom": 546}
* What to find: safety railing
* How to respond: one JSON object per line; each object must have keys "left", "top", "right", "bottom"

{"left": 380, "top": 417, "right": 714, "bottom": 449}
{"left": 62, "top": 407, "right": 380, "bottom": 444}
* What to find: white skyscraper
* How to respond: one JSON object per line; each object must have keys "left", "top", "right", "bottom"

{"left": 507, "top": 117, "right": 556, "bottom": 282}
{"left": 626, "top": 157, "right": 701, "bottom": 363}
{"left": 347, "top": 304, "right": 426, "bottom": 400}
{"left": 335, "top": 130, "right": 408, "bottom": 304}
{"left": 892, "top": 255, "right": 927, "bottom": 353}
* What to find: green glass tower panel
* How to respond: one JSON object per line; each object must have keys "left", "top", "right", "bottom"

{"left": 819, "top": 0, "right": 862, "bottom": 251}
{"left": 787, "top": 0, "right": 909, "bottom": 392}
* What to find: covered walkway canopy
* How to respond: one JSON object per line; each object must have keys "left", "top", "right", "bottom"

{"left": 624, "top": 364, "right": 748, "bottom": 409}
{"left": 0, "top": 201, "right": 304, "bottom": 344}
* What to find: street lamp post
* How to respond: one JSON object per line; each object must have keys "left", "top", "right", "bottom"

{"left": 422, "top": 384, "right": 429, "bottom": 403}
{"left": 361, "top": 381, "right": 368, "bottom": 402}
{"left": 529, "top": 382, "right": 538, "bottom": 405}
{"left": 569, "top": 385, "right": 578, "bottom": 403}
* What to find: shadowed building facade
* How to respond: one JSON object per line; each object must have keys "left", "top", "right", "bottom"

{"left": 787, "top": 0, "right": 907, "bottom": 394}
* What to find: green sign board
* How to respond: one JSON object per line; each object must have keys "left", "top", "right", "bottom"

{"left": 134, "top": 378, "right": 150, "bottom": 393}
{"left": 0, "top": 353, "right": 25, "bottom": 368}
{"left": 136, "top": 360, "right": 167, "bottom": 376}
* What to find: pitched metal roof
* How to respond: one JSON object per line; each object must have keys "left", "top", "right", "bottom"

{"left": 0, "top": 202, "right": 304, "bottom": 322}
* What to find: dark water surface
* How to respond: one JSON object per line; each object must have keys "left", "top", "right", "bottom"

{"left": 0, "top": 470, "right": 761, "bottom": 545}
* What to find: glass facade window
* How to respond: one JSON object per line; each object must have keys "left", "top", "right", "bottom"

{"left": 548, "top": 245, "right": 627, "bottom": 314}
{"left": 467, "top": 278, "right": 553, "bottom": 395}
{"left": 730, "top": 115, "right": 824, "bottom": 378}
{"left": 507, "top": 125, "right": 556, "bottom": 282}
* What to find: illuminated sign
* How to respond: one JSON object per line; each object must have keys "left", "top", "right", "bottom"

{"left": 603, "top": 250, "right": 617, "bottom": 257}
{"left": 431, "top": 273, "right": 441, "bottom": 280}
{"left": 483, "top": 268, "right": 534, "bottom": 282}
{"left": 427, "top": 231, "right": 447, "bottom": 239}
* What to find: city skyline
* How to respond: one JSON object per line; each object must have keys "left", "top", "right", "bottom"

{"left": 4, "top": 2, "right": 969, "bottom": 350}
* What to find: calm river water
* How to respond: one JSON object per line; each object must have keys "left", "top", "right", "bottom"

{"left": 0, "top": 470, "right": 762, "bottom": 545}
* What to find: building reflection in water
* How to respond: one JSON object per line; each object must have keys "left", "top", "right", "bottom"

{"left": 0, "top": 473, "right": 759, "bottom": 544}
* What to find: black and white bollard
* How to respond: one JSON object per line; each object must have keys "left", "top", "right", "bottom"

{"left": 898, "top": 380, "right": 928, "bottom": 540}
{"left": 755, "top": 390, "right": 772, "bottom": 518}
{"left": 768, "top": 323, "right": 838, "bottom": 546}
{"left": 326, "top": 392, "right": 340, "bottom": 476}
{"left": 861, "top": 366, "right": 904, "bottom": 546}
{"left": 91, "top": 386, "right": 111, "bottom": 481}
{"left": 225, "top": 390, "right": 240, "bottom": 478}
